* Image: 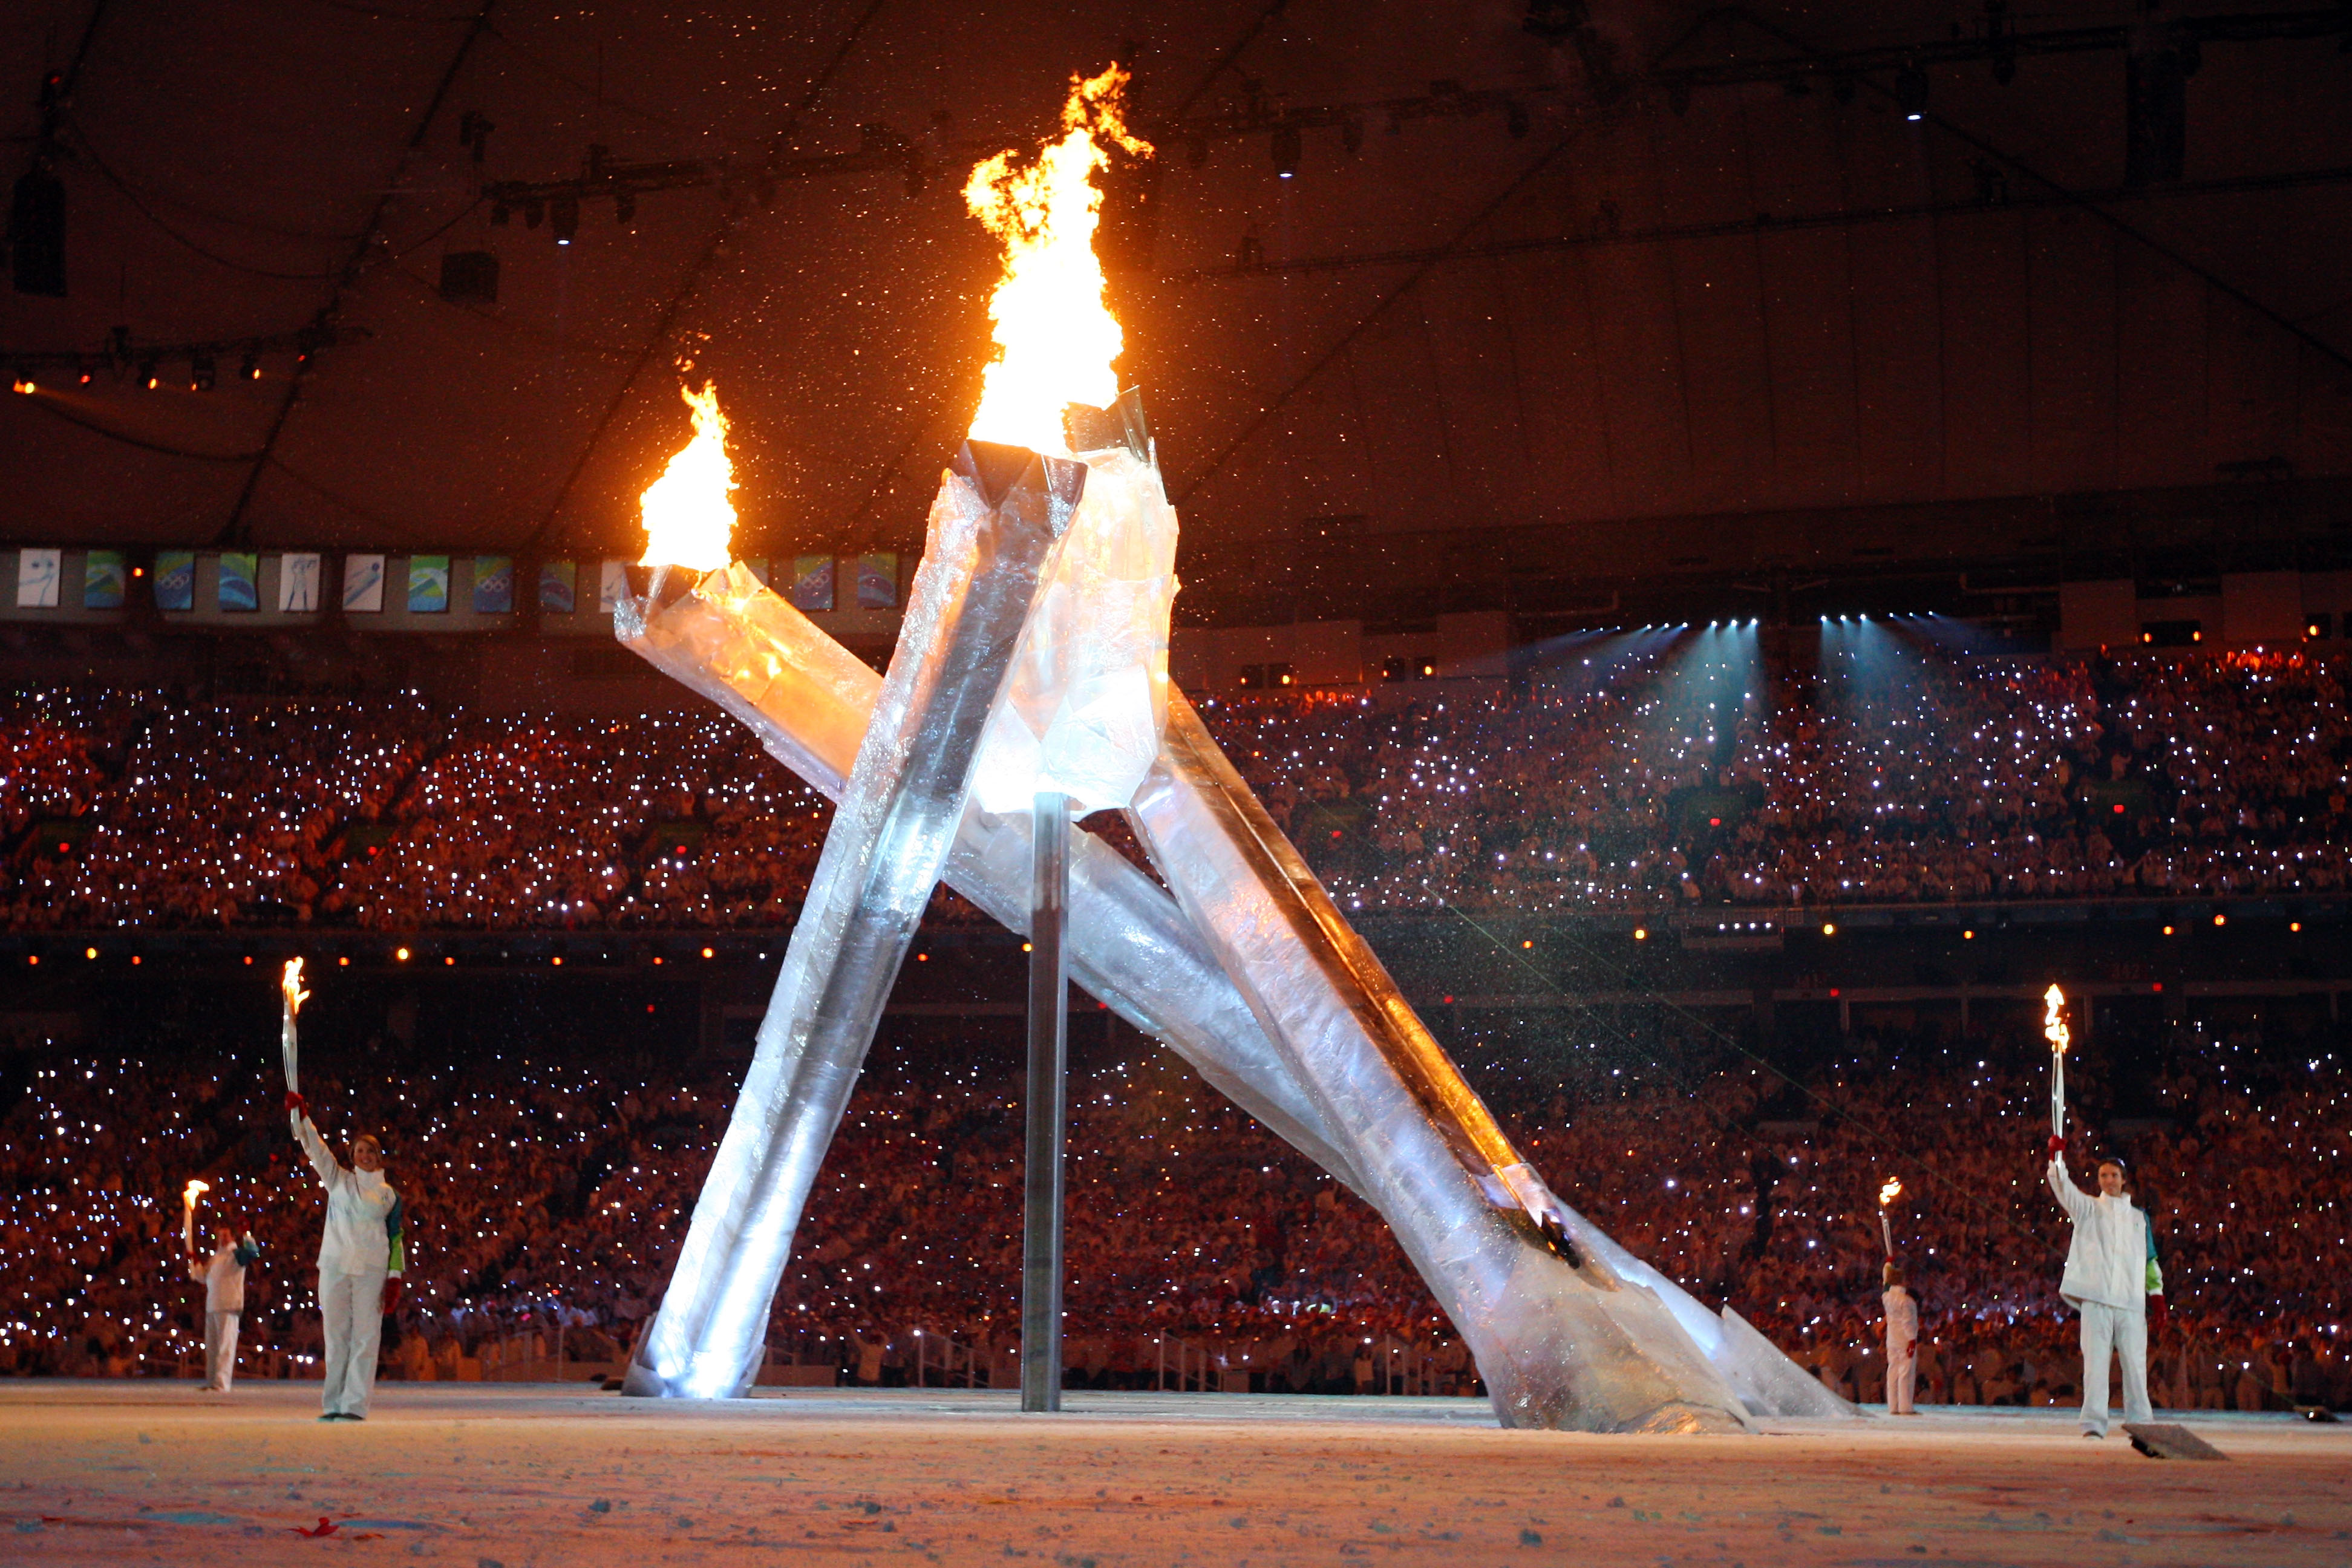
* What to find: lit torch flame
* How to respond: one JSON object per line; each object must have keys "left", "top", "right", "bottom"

{"left": 1878, "top": 1178, "right": 1902, "bottom": 1208}
{"left": 638, "top": 382, "right": 738, "bottom": 572}
{"left": 183, "top": 1179, "right": 210, "bottom": 1208}
{"left": 2043, "top": 983, "right": 2070, "bottom": 1056}
{"left": 963, "top": 62, "right": 1152, "bottom": 455}
{"left": 281, "top": 957, "right": 310, "bottom": 1015}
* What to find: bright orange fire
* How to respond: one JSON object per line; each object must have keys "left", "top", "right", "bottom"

{"left": 281, "top": 956, "right": 310, "bottom": 1015}
{"left": 1878, "top": 1178, "right": 1902, "bottom": 1207}
{"left": 2042, "top": 983, "right": 2070, "bottom": 1056}
{"left": 638, "top": 382, "right": 737, "bottom": 572}
{"left": 963, "top": 63, "right": 1152, "bottom": 455}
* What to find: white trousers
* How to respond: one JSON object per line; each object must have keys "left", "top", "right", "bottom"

{"left": 319, "top": 1270, "right": 386, "bottom": 1419}
{"left": 2078, "top": 1300, "right": 2152, "bottom": 1435}
{"left": 1886, "top": 1346, "right": 1916, "bottom": 1414}
{"left": 203, "top": 1311, "right": 240, "bottom": 1391}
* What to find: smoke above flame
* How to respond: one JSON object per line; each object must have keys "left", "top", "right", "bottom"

{"left": 963, "top": 63, "right": 1152, "bottom": 455}
{"left": 638, "top": 382, "right": 738, "bottom": 572}
{"left": 2042, "top": 982, "right": 2071, "bottom": 1056}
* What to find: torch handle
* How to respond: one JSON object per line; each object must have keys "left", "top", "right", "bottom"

{"left": 281, "top": 998, "right": 299, "bottom": 1098}
{"left": 2050, "top": 1051, "right": 2065, "bottom": 1139}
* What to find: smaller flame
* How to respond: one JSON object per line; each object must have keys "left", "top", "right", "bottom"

{"left": 281, "top": 957, "right": 310, "bottom": 1015}
{"left": 1878, "top": 1178, "right": 1902, "bottom": 1207}
{"left": 2043, "top": 982, "right": 2071, "bottom": 1056}
{"left": 638, "top": 382, "right": 737, "bottom": 572}
{"left": 183, "top": 1178, "right": 209, "bottom": 1207}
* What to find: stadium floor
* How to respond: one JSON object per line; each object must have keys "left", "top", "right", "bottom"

{"left": 1, "top": 1381, "right": 2345, "bottom": 1565}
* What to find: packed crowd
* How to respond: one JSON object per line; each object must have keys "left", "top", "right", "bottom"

{"left": 1, "top": 1014, "right": 2343, "bottom": 1408}
{"left": 6, "top": 644, "right": 2352, "bottom": 931}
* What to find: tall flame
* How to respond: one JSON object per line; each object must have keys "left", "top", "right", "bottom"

{"left": 1878, "top": 1178, "right": 1902, "bottom": 1207}
{"left": 638, "top": 382, "right": 738, "bottom": 572}
{"left": 281, "top": 957, "right": 310, "bottom": 1014}
{"left": 2043, "top": 983, "right": 2071, "bottom": 1056}
{"left": 183, "top": 1178, "right": 209, "bottom": 1207}
{"left": 963, "top": 63, "right": 1152, "bottom": 455}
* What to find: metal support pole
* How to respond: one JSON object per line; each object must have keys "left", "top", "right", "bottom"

{"left": 1022, "top": 791, "right": 1070, "bottom": 1412}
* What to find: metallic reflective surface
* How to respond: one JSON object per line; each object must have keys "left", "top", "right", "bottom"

{"left": 622, "top": 444, "right": 1076, "bottom": 1399}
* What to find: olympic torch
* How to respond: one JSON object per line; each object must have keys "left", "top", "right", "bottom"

{"left": 280, "top": 958, "right": 310, "bottom": 1100}
{"left": 2043, "top": 983, "right": 2071, "bottom": 1142}
{"left": 181, "top": 1178, "right": 209, "bottom": 1254}
{"left": 1877, "top": 1177, "right": 1901, "bottom": 1258}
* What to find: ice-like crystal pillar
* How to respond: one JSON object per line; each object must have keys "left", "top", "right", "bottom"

{"left": 1126, "top": 697, "right": 1753, "bottom": 1432}
{"left": 615, "top": 540, "right": 1849, "bottom": 1426}
{"left": 614, "top": 564, "right": 1364, "bottom": 1193}
{"left": 622, "top": 441, "right": 1082, "bottom": 1399}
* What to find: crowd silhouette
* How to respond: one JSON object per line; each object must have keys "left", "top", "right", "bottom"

{"left": 5, "top": 645, "right": 2349, "bottom": 932}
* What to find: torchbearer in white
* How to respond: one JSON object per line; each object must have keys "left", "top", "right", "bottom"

{"left": 186, "top": 1221, "right": 261, "bottom": 1392}
{"left": 283, "top": 967, "right": 407, "bottom": 1421}
{"left": 2042, "top": 984, "right": 2168, "bottom": 1437}
{"left": 1876, "top": 1178, "right": 1917, "bottom": 1416}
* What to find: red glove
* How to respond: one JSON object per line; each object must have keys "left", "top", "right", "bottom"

{"left": 285, "top": 1091, "right": 305, "bottom": 1113}
{"left": 381, "top": 1279, "right": 402, "bottom": 1313}
{"left": 2148, "top": 1295, "right": 2169, "bottom": 1334}
{"left": 2046, "top": 1134, "right": 2066, "bottom": 1158}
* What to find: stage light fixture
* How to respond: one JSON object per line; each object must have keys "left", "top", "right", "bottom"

{"left": 395, "top": 946, "right": 410, "bottom": 961}
{"left": 137, "top": 357, "right": 160, "bottom": 390}
{"left": 239, "top": 350, "right": 260, "bottom": 381}
{"left": 1895, "top": 63, "right": 1929, "bottom": 119}
{"left": 189, "top": 353, "right": 215, "bottom": 391}
{"left": 1271, "top": 125, "right": 1302, "bottom": 179}
{"left": 550, "top": 194, "right": 580, "bottom": 244}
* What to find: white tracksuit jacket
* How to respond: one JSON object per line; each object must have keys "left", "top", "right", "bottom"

{"left": 292, "top": 1114, "right": 405, "bottom": 1279}
{"left": 2047, "top": 1159, "right": 2160, "bottom": 1312}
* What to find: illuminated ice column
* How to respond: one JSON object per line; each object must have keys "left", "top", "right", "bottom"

{"left": 622, "top": 440, "right": 1081, "bottom": 1400}
{"left": 613, "top": 563, "right": 1362, "bottom": 1192}
{"left": 1128, "top": 696, "right": 1753, "bottom": 1433}
{"left": 618, "top": 528, "right": 1840, "bottom": 1423}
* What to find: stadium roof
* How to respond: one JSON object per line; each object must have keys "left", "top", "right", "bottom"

{"left": 4, "top": 0, "right": 2350, "bottom": 604}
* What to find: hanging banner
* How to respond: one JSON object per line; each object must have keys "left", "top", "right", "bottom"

{"left": 15, "top": 548, "right": 60, "bottom": 607}
{"left": 217, "top": 552, "right": 260, "bottom": 612}
{"left": 472, "top": 556, "right": 514, "bottom": 614}
{"left": 855, "top": 552, "right": 898, "bottom": 610}
{"left": 407, "top": 555, "right": 451, "bottom": 613}
{"left": 155, "top": 550, "right": 197, "bottom": 612}
{"left": 342, "top": 554, "right": 385, "bottom": 612}
{"left": 278, "top": 552, "right": 322, "bottom": 612}
{"left": 789, "top": 554, "right": 834, "bottom": 613}
{"left": 82, "top": 551, "right": 125, "bottom": 610}
{"left": 538, "top": 560, "right": 577, "bottom": 614}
